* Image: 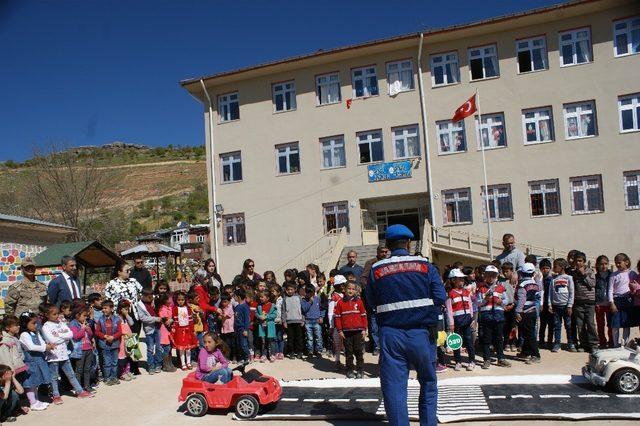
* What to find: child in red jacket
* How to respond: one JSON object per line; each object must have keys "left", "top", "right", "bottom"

{"left": 334, "top": 282, "right": 367, "bottom": 379}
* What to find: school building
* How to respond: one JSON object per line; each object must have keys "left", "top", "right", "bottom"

{"left": 181, "top": 0, "right": 639, "bottom": 275}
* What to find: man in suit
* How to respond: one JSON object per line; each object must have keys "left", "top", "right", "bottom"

{"left": 47, "top": 255, "right": 82, "bottom": 305}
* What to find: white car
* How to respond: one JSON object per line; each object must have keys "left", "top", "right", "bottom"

{"left": 583, "top": 338, "right": 640, "bottom": 394}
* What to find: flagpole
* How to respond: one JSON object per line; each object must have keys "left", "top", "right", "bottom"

{"left": 475, "top": 88, "right": 494, "bottom": 259}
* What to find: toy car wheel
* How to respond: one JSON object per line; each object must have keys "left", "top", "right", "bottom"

{"left": 235, "top": 395, "right": 259, "bottom": 419}
{"left": 612, "top": 368, "right": 640, "bottom": 394}
{"left": 185, "top": 394, "right": 208, "bottom": 417}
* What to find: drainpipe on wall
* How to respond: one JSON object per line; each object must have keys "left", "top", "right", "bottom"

{"left": 199, "top": 79, "right": 221, "bottom": 270}
{"left": 417, "top": 33, "right": 437, "bottom": 243}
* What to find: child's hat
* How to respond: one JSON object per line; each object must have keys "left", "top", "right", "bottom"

{"left": 484, "top": 265, "right": 499, "bottom": 274}
{"left": 333, "top": 275, "right": 347, "bottom": 285}
{"left": 447, "top": 268, "right": 466, "bottom": 279}
{"left": 519, "top": 263, "right": 536, "bottom": 274}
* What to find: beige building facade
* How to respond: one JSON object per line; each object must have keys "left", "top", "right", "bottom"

{"left": 182, "top": 0, "right": 640, "bottom": 276}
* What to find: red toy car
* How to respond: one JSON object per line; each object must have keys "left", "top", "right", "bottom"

{"left": 179, "top": 363, "right": 282, "bottom": 419}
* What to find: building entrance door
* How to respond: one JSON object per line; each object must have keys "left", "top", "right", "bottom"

{"left": 387, "top": 214, "right": 420, "bottom": 238}
{"left": 376, "top": 208, "right": 422, "bottom": 241}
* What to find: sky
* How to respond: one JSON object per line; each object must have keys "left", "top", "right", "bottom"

{"left": 0, "top": 0, "right": 565, "bottom": 162}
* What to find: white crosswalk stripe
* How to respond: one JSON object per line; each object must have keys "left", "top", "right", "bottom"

{"left": 376, "top": 385, "right": 490, "bottom": 417}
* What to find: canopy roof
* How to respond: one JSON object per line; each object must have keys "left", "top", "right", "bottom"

{"left": 34, "top": 240, "right": 121, "bottom": 268}
{"left": 120, "top": 243, "right": 180, "bottom": 258}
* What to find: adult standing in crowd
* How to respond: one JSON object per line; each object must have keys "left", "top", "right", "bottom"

{"left": 47, "top": 255, "right": 82, "bottom": 306}
{"left": 496, "top": 233, "right": 526, "bottom": 271}
{"left": 360, "top": 245, "right": 389, "bottom": 355}
{"left": 204, "top": 258, "right": 223, "bottom": 290}
{"left": 130, "top": 255, "right": 153, "bottom": 291}
{"left": 305, "top": 264, "right": 320, "bottom": 288}
{"left": 191, "top": 269, "right": 218, "bottom": 318}
{"left": 104, "top": 260, "right": 144, "bottom": 374}
{"left": 339, "top": 250, "right": 364, "bottom": 282}
{"left": 367, "top": 224, "right": 446, "bottom": 426}
{"left": 5, "top": 257, "right": 47, "bottom": 316}
{"left": 232, "top": 259, "right": 262, "bottom": 288}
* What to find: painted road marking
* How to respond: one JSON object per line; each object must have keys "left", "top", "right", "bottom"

{"left": 617, "top": 395, "right": 640, "bottom": 398}
{"left": 540, "top": 394, "right": 571, "bottom": 398}
{"left": 356, "top": 398, "right": 379, "bottom": 402}
{"left": 489, "top": 395, "right": 507, "bottom": 399}
{"left": 302, "top": 398, "right": 325, "bottom": 402}
{"left": 512, "top": 394, "right": 533, "bottom": 398}
{"left": 327, "top": 398, "right": 350, "bottom": 402}
{"left": 281, "top": 398, "right": 299, "bottom": 402}
{"left": 578, "top": 394, "right": 609, "bottom": 398}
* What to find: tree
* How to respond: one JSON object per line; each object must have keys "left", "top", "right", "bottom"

{"left": 24, "top": 142, "right": 117, "bottom": 241}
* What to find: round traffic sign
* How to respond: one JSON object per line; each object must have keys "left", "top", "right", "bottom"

{"left": 446, "top": 332, "right": 463, "bottom": 351}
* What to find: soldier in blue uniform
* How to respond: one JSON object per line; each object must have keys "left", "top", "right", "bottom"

{"left": 366, "top": 224, "right": 446, "bottom": 426}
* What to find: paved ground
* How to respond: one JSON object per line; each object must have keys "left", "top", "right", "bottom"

{"left": 12, "top": 344, "right": 639, "bottom": 425}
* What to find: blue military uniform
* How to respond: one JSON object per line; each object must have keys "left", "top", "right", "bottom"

{"left": 366, "top": 225, "right": 446, "bottom": 426}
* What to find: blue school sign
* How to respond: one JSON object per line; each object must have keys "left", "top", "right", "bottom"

{"left": 367, "top": 160, "right": 412, "bottom": 183}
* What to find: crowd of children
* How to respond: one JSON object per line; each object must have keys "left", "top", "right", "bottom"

{"left": 0, "top": 248, "right": 638, "bottom": 422}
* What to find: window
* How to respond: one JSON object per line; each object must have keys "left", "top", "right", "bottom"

{"left": 351, "top": 66, "right": 378, "bottom": 98}
{"left": 272, "top": 81, "right": 296, "bottom": 112}
{"left": 320, "top": 136, "right": 346, "bottom": 169}
{"left": 522, "top": 107, "right": 554, "bottom": 144}
{"left": 442, "top": 188, "right": 472, "bottom": 225}
{"left": 387, "top": 60, "right": 413, "bottom": 95}
{"left": 468, "top": 44, "right": 499, "bottom": 80}
{"left": 275, "top": 143, "right": 300, "bottom": 175}
{"left": 563, "top": 101, "right": 597, "bottom": 139}
{"left": 618, "top": 94, "right": 640, "bottom": 132}
{"left": 392, "top": 125, "right": 420, "bottom": 159}
{"left": 559, "top": 28, "right": 591, "bottom": 66}
{"left": 570, "top": 175, "right": 603, "bottom": 214}
{"left": 323, "top": 202, "right": 349, "bottom": 233}
{"left": 430, "top": 52, "right": 459, "bottom": 87}
{"left": 196, "top": 234, "right": 206, "bottom": 243}
{"left": 476, "top": 113, "right": 506, "bottom": 149}
{"left": 482, "top": 184, "right": 513, "bottom": 221}
{"left": 436, "top": 120, "right": 466, "bottom": 154}
{"left": 357, "top": 130, "right": 384, "bottom": 164}
{"left": 517, "top": 36, "right": 548, "bottom": 73}
{"left": 624, "top": 171, "right": 640, "bottom": 210}
{"left": 223, "top": 213, "right": 246, "bottom": 245}
{"left": 220, "top": 151, "right": 242, "bottom": 183}
{"left": 218, "top": 92, "right": 239, "bottom": 122}
{"left": 613, "top": 17, "right": 640, "bottom": 57}
{"left": 529, "top": 179, "right": 561, "bottom": 217}
{"left": 316, "top": 73, "right": 341, "bottom": 105}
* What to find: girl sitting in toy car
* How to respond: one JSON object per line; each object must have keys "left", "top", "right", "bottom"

{"left": 196, "top": 333, "right": 233, "bottom": 384}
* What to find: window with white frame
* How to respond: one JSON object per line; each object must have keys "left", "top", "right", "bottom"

{"left": 430, "top": 52, "right": 459, "bottom": 87}
{"left": 357, "top": 130, "right": 384, "bottom": 164}
{"left": 522, "top": 107, "right": 554, "bottom": 144}
{"left": 220, "top": 151, "right": 242, "bottom": 183}
{"left": 559, "top": 28, "right": 591, "bottom": 66}
{"left": 392, "top": 125, "right": 420, "bottom": 159}
{"left": 469, "top": 44, "right": 499, "bottom": 80}
{"left": 387, "top": 60, "right": 413, "bottom": 95}
{"left": 613, "top": 17, "right": 640, "bottom": 57}
{"left": 320, "top": 136, "right": 346, "bottom": 169}
{"left": 482, "top": 184, "right": 513, "bottom": 221}
{"left": 351, "top": 66, "right": 378, "bottom": 98}
{"left": 529, "top": 179, "right": 561, "bottom": 217}
{"left": 196, "top": 234, "right": 206, "bottom": 243}
{"left": 570, "top": 175, "right": 603, "bottom": 214}
{"left": 517, "top": 36, "right": 548, "bottom": 73}
{"left": 442, "top": 188, "right": 472, "bottom": 225}
{"left": 272, "top": 81, "right": 296, "bottom": 112}
{"left": 218, "top": 92, "right": 239, "bottom": 122}
{"left": 316, "top": 73, "right": 341, "bottom": 105}
{"left": 275, "top": 143, "right": 300, "bottom": 174}
{"left": 223, "top": 213, "right": 246, "bottom": 245}
{"left": 476, "top": 113, "right": 506, "bottom": 149}
{"left": 323, "top": 201, "right": 349, "bottom": 233}
{"left": 436, "top": 120, "right": 466, "bottom": 154}
{"left": 624, "top": 171, "right": 640, "bottom": 210}
{"left": 563, "top": 101, "right": 596, "bottom": 139}
{"left": 618, "top": 93, "right": 640, "bottom": 132}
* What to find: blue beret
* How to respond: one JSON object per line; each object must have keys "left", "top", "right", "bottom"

{"left": 385, "top": 224, "right": 414, "bottom": 240}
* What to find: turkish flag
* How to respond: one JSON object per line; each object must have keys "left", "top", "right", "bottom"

{"left": 452, "top": 94, "right": 477, "bottom": 123}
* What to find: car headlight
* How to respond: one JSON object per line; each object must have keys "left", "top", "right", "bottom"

{"left": 596, "top": 359, "right": 609, "bottom": 372}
